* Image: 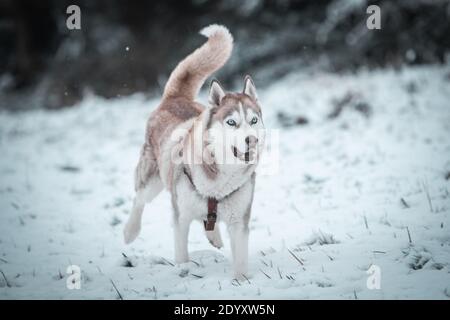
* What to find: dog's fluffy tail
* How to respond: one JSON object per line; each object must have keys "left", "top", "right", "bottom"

{"left": 162, "top": 24, "right": 233, "bottom": 101}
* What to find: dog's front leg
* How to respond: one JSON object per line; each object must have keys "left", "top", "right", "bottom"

{"left": 228, "top": 221, "right": 249, "bottom": 279}
{"left": 173, "top": 215, "right": 191, "bottom": 264}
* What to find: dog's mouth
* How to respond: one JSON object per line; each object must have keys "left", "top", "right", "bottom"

{"left": 232, "top": 146, "right": 256, "bottom": 163}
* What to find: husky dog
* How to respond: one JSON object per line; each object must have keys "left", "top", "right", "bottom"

{"left": 123, "top": 24, "right": 265, "bottom": 279}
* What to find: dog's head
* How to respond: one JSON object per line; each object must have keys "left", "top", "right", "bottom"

{"left": 206, "top": 76, "right": 265, "bottom": 166}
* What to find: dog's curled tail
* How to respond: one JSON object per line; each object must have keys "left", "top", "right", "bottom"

{"left": 162, "top": 24, "right": 233, "bottom": 101}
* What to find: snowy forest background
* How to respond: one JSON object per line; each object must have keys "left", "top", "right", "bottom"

{"left": 1, "top": 0, "right": 450, "bottom": 299}
{"left": 1, "top": 0, "right": 449, "bottom": 109}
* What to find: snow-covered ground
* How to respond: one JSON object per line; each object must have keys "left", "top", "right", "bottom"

{"left": 1, "top": 65, "right": 449, "bottom": 299}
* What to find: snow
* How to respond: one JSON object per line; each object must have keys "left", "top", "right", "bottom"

{"left": 1, "top": 64, "right": 449, "bottom": 299}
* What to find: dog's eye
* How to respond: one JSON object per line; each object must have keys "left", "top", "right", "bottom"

{"left": 226, "top": 119, "right": 237, "bottom": 126}
{"left": 250, "top": 117, "right": 258, "bottom": 125}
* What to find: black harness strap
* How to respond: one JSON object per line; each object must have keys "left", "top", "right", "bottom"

{"left": 204, "top": 198, "right": 218, "bottom": 231}
{"left": 183, "top": 167, "right": 218, "bottom": 231}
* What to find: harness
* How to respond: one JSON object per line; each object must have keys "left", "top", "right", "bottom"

{"left": 182, "top": 167, "right": 231, "bottom": 231}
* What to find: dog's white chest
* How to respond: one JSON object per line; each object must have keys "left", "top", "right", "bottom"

{"left": 175, "top": 175, "right": 254, "bottom": 224}
{"left": 176, "top": 180, "right": 208, "bottom": 220}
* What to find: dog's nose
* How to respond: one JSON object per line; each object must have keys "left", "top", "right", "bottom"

{"left": 245, "top": 135, "right": 258, "bottom": 146}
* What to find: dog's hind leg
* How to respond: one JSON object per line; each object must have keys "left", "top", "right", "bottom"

{"left": 123, "top": 179, "right": 162, "bottom": 244}
{"left": 123, "top": 143, "right": 162, "bottom": 244}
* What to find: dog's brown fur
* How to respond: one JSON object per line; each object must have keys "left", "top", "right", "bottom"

{"left": 135, "top": 25, "right": 234, "bottom": 191}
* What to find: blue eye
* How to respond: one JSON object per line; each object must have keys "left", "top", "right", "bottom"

{"left": 251, "top": 117, "right": 258, "bottom": 125}
{"left": 226, "top": 119, "right": 236, "bottom": 126}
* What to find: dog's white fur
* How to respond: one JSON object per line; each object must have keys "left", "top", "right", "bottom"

{"left": 123, "top": 25, "right": 264, "bottom": 279}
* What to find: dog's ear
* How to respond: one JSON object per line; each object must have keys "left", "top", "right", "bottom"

{"left": 243, "top": 75, "right": 258, "bottom": 101}
{"left": 209, "top": 79, "right": 225, "bottom": 106}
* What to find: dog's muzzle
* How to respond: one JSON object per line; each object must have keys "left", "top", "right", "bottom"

{"left": 232, "top": 146, "right": 256, "bottom": 163}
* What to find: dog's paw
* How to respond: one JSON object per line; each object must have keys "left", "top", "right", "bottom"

{"left": 123, "top": 222, "right": 140, "bottom": 244}
{"left": 206, "top": 230, "right": 223, "bottom": 249}
{"left": 233, "top": 263, "right": 249, "bottom": 281}
{"left": 209, "top": 238, "right": 223, "bottom": 249}
{"left": 233, "top": 272, "right": 249, "bottom": 281}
